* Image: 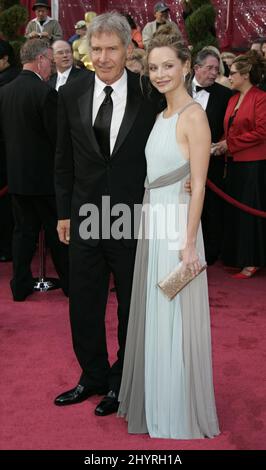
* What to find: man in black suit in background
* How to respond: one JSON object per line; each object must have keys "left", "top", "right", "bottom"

{"left": 0, "top": 39, "right": 68, "bottom": 301}
{"left": 54, "top": 12, "right": 160, "bottom": 416}
{"left": 49, "top": 40, "right": 88, "bottom": 91}
{"left": 192, "top": 49, "right": 232, "bottom": 264}
{"left": 0, "top": 40, "right": 20, "bottom": 262}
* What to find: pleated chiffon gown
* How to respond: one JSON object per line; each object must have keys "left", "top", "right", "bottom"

{"left": 118, "top": 104, "right": 220, "bottom": 439}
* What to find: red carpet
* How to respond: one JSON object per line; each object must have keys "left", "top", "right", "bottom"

{"left": 0, "top": 257, "right": 265, "bottom": 450}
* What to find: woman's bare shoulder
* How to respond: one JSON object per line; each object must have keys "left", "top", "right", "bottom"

{"left": 185, "top": 102, "right": 207, "bottom": 124}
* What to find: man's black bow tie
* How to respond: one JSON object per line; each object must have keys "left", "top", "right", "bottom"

{"left": 195, "top": 85, "right": 213, "bottom": 93}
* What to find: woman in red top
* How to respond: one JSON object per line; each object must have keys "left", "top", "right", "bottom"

{"left": 216, "top": 51, "right": 266, "bottom": 278}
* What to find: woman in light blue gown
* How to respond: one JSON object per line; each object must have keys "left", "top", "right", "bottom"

{"left": 118, "top": 31, "right": 220, "bottom": 439}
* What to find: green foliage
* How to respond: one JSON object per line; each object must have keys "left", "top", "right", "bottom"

{"left": 10, "top": 36, "right": 26, "bottom": 62}
{"left": 192, "top": 34, "right": 218, "bottom": 56}
{"left": 190, "top": 0, "right": 210, "bottom": 10}
{"left": 0, "top": 4, "right": 28, "bottom": 40}
{"left": 184, "top": 0, "right": 218, "bottom": 56}
{"left": 0, "top": 0, "right": 20, "bottom": 11}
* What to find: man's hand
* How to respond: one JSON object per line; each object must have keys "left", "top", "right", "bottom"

{"left": 212, "top": 140, "right": 227, "bottom": 156}
{"left": 57, "top": 219, "right": 70, "bottom": 245}
{"left": 30, "top": 31, "right": 40, "bottom": 38}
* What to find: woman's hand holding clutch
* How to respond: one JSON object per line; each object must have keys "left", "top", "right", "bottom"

{"left": 157, "top": 248, "right": 207, "bottom": 300}
{"left": 180, "top": 245, "right": 202, "bottom": 278}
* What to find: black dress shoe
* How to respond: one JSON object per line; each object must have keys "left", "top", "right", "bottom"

{"left": 54, "top": 384, "right": 107, "bottom": 406}
{"left": 12, "top": 288, "right": 34, "bottom": 302}
{"left": 94, "top": 390, "right": 119, "bottom": 416}
{"left": 10, "top": 280, "right": 35, "bottom": 302}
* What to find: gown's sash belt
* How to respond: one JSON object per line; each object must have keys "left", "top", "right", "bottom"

{"left": 143, "top": 160, "right": 190, "bottom": 204}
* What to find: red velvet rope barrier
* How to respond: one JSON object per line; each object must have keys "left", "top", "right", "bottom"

{"left": 206, "top": 179, "right": 266, "bottom": 218}
{"left": 0, "top": 186, "right": 8, "bottom": 198}
{"left": 1, "top": 181, "right": 265, "bottom": 218}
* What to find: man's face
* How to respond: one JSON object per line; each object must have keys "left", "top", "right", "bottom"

{"left": 0, "top": 55, "right": 8, "bottom": 72}
{"left": 76, "top": 27, "right": 87, "bottom": 38}
{"left": 223, "top": 55, "right": 234, "bottom": 67}
{"left": 90, "top": 32, "right": 130, "bottom": 84}
{"left": 194, "top": 56, "right": 219, "bottom": 87}
{"left": 35, "top": 7, "right": 48, "bottom": 22}
{"left": 154, "top": 10, "right": 169, "bottom": 24}
{"left": 250, "top": 43, "right": 262, "bottom": 54}
{"left": 53, "top": 41, "right": 73, "bottom": 73}
{"left": 126, "top": 58, "right": 143, "bottom": 74}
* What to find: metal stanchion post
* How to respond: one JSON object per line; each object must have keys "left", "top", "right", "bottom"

{"left": 34, "top": 227, "right": 60, "bottom": 292}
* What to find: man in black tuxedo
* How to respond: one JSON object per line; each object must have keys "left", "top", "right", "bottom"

{"left": 192, "top": 49, "right": 232, "bottom": 264}
{"left": 49, "top": 40, "right": 89, "bottom": 91}
{"left": 54, "top": 12, "right": 160, "bottom": 416}
{"left": 0, "top": 39, "right": 68, "bottom": 301}
{"left": 0, "top": 40, "right": 20, "bottom": 262}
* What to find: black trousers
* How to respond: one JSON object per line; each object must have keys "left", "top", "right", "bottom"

{"left": 0, "top": 154, "right": 13, "bottom": 257}
{"left": 69, "top": 238, "right": 136, "bottom": 393}
{"left": 202, "top": 156, "right": 226, "bottom": 263}
{"left": 11, "top": 194, "right": 69, "bottom": 298}
{"left": 0, "top": 193, "right": 13, "bottom": 258}
{"left": 222, "top": 160, "right": 266, "bottom": 267}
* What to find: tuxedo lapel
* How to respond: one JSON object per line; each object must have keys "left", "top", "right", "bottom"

{"left": 68, "top": 66, "right": 77, "bottom": 80}
{"left": 68, "top": 66, "right": 81, "bottom": 83}
{"left": 78, "top": 77, "right": 104, "bottom": 160}
{"left": 205, "top": 85, "right": 216, "bottom": 116}
{"left": 111, "top": 71, "right": 142, "bottom": 158}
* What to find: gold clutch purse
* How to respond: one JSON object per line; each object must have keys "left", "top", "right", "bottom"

{"left": 157, "top": 261, "right": 207, "bottom": 301}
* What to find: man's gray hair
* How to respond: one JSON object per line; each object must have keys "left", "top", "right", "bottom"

{"left": 20, "top": 38, "right": 51, "bottom": 64}
{"left": 87, "top": 12, "right": 132, "bottom": 48}
{"left": 194, "top": 48, "right": 220, "bottom": 66}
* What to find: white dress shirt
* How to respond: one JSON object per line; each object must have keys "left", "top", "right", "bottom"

{"left": 32, "top": 16, "right": 53, "bottom": 33}
{"left": 192, "top": 77, "right": 210, "bottom": 111}
{"left": 56, "top": 67, "right": 72, "bottom": 91}
{"left": 93, "top": 70, "right": 127, "bottom": 155}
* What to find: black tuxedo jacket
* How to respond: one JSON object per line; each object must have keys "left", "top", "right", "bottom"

{"left": 0, "top": 70, "right": 57, "bottom": 195}
{"left": 0, "top": 65, "right": 20, "bottom": 187}
{"left": 48, "top": 66, "right": 89, "bottom": 89}
{"left": 55, "top": 69, "right": 160, "bottom": 243}
{"left": 205, "top": 82, "right": 232, "bottom": 143}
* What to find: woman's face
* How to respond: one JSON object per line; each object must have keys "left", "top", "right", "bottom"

{"left": 228, "top": 65, "right": 247, "bottom": 91}
{"left": 148, "top": 46, "right": 187, "bottom": 94}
